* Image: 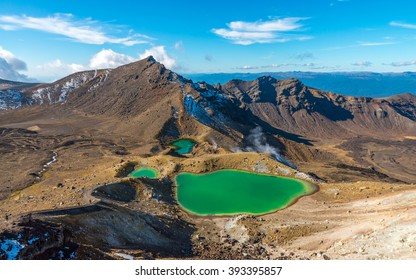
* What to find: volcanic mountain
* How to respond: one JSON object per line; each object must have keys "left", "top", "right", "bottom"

{"left": 1, "top": 57, "right": 416, "bottom": 260}
{"left": 2, "top": 58, "right": 415, "bottom": 142}
{"left": 1, "top": 57, "right": 415, "bottom": 177}
{"left": 221, "top": 76, "right": 416, "bottom": 139}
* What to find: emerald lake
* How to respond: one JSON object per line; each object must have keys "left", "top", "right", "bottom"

{"left": 175, "top": 169, "right": 316, "bottom": 216}
{"left": 129, "top": 167, "right": 159, "bottom": 179}
{"left": 170, "top": 139, "right": 196, "bottom": 155}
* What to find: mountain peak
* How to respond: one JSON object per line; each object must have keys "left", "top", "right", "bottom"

{"left": 118, "top": 55, "right": 159, "bottom": 69}
{"left": 256, "top": 75, "right": 277, "bottom": 83}
{"left": 144, "top": 55, "right": 156, "bottom": 63}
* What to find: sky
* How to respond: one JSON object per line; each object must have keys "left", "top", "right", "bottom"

{"left": 1, "top": 0, "right": 416, "bottom": 82}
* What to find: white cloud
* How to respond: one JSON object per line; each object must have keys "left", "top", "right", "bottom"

{"left": 358, "top": 41, "right": 395, "bottom": 47}
{"left": 302, "top": 63, "right": 315, "bottom": 67}
{"left": 3, "top": 46, "right": 176, "bottom": 82}
{"left": 91, "top": 47, "right": 177, "bottom": 70}
{"left": 0, "top": 46, "right": 30, "bottom": 81}
{"left": 174, "top": 41, "right": 183, "bottom": 50}
{"left": 228, "top": 17, "right": 305, "bottom": 32}
{"left": 390, "top": 21, "right": 416, "bottom": 29}
{"left": 324, "top": 40, "right": 395, "bottom": 50}
{"left": 212, "top": 17, "right": 310, "bottom": 45}
{"left": 89, "top": 49, "right": 135, "bottom": 69}
{"left": 34, "top": 59, "right": 86, "bottom": 80}
{"left": 30, "top": 48, "right": 176, "bottom": 81}
{"left": 262, "top": 63, "right": 296, "bottom": 68}
{"left": 385, "top": 60, "right": 416, "bottom": 67}
{"left": 294, "top": 52, "right": 315, "bottom": 60}
{"left": 0, "top": 14, "right": 152, "bottom": 46}
{"left": 0, "top": 58, "right": 27, "bottom": 81}
{"left": 0, "top": 46, "right": 27, "bottom": 71}
{"left": 352, "top": 61, "right": 372, "bottom": 67}
{"left": 32, "top": 49, "right": 136, "bottom": 81}
{"left": 212, "top": 29, "right": 276, "bottom": 45}
{"left": 235, "top": 65, "right": 258, "bottom": 70}
{"left": 139, "top": 46, "right": 176, "bottom": 69}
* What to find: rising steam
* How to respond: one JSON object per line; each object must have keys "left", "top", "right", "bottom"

{"left": 244, "top": 127, "right": 297, "bottom": 169}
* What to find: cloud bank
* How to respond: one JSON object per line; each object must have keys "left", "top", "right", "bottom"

{"left": 35, "top": 59, "right": 86, "bottom": 80}
{"left": 32, "top": 46, "right": 177, "bottom": 81}
{"left": 139, "top": 46, "right": 176, "bottom": 69}
{"left": 212, "top": 17, "right": 310, "bottom": 45}
{"left": 0, "top": 46, "right": 30, "bottom": 81}
{"left": 385, "top": 60, "right": 416, "bottom": 67}
{"left": 352, "top": 61, "right": 373, "bottom": 67}
{"left": 89, "top": 49, "right": 135, "bottom": 69}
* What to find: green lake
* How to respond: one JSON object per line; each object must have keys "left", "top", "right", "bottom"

{"left": 129, "top": 167, "right": 159, "bottom": 179}
{"left": 170, "top": 139, "right": 196, "bottom": 155}
{"left": 175, "top": 169, "right": 316, "bottom": 216}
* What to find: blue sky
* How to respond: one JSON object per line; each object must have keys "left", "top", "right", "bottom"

{"left": 1, "top": 0, "right": 416, "bottom": 81}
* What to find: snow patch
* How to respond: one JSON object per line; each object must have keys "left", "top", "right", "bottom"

{"left": 45, "top": 152, "right": 58, "bottom": 167}
{"left": 191, "top": 83, "right": 226, "bottom": 100}
{"left": 114, "top": 253, "right": 134, "bottom": 260}
{"left": 59, "top": 73, "right": 90, "bottom": 103}
{"left": 0, "top": 239, "right": 25, "bottom": 260}
{"left": 184, "top": 89, "right": 231, "bottom": 136}
{"left": 0, "top": 89, "right": 23, "bottom": 110}
{"left": 30, "top": 72, "right": 98, "bottom": 105}
{"left": 88, "top": 70, "right": 111, "bottom": 92}
{"left": 31, "top": 84, "right": 59, "bottom": 105}
{"left": 28, "top": 237, "right": 40, "bottom": 245}
{"left": 36, "top": 151, "right": 58, "bottom": 178}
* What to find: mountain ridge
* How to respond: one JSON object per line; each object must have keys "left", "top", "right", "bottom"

{"left": 1, "top": 57, "right": 415, "bottom": 142}
{"left": 222, "top": 75, "right": 416, "bottom": 138}
{"left": 185, "top": 71, "right": 416, "bottom": 97}
{"left": 1, "top": 58, "right": 416, "bottom": 261}
{"left": 2, "top": 59, "right": 415, "bottom": 111}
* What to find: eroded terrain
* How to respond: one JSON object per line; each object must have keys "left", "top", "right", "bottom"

{"left": 1, "top": 58, "right": 415, "bottom": 260}
{"left": 0, "top": 112, "right": 415, "bottom": 260}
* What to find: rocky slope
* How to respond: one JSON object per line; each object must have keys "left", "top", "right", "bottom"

{"left": 222, "top": 76, "right": 416, "bottom": 139}
{"left": 385, "top": 93, "right": 416, "bottom": 122}
{"left": 1, "top": 57, "right": 416, "bottom": 260}
{"left": 1, "top": 59, "right": 415, "bottom": 142}
{"left": 187, "top": 71, "right": 416, "bottom": 97}
{"left": 0, "top": 79, "right": 37, "bottom": 90}
{"left": 0, "top": 79, "right": 36, "bottom": 110}
{"left": 1, "top": 58, "right": 415, "bottom": 171}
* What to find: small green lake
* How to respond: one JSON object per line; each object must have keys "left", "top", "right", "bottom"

{"left": 129, "top": 167, "right": 159, "bottom": 179}
{"left": 175, "top": 170, "right": 316, "bottom": 216}
{"left": 170, "top": 139, "right": 196, "bottom": 155}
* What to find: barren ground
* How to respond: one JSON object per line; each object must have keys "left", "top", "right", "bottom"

{"left": 0, "top": 109, "right": 415, "bottom": 260}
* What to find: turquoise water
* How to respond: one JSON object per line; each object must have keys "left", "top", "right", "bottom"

{"left": 170, "top": 139, "right": 197, "bottom": 155}
{"left": 175, "top": 169, "right": 315, "bottom": 216}
{"left": 129, "top": 167, "right": 159, "bottom": 179}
